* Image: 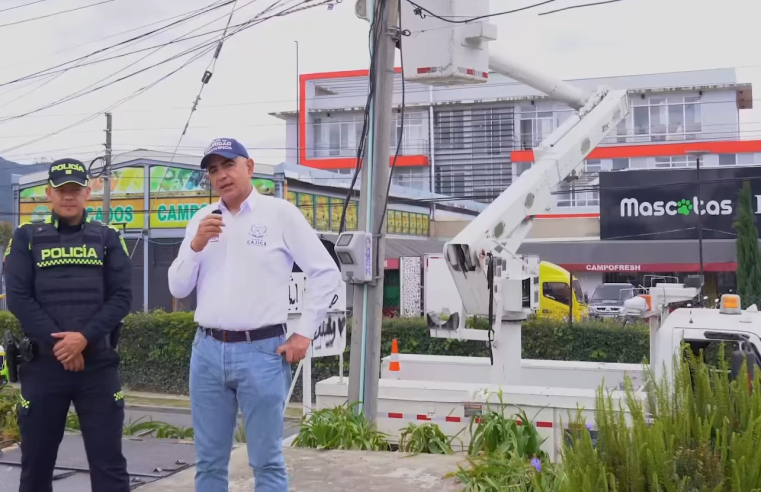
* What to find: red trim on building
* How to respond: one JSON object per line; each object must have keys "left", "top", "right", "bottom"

{"left": 512, "top": 140, "right": 761, "bottom": 163}
{"left": 299, "top": 69, "right": 428, "bottom": 170}
{"left": 562, "top": 262, "right": 737, "bottom": 273}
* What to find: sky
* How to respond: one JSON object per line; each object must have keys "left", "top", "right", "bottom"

{"left": 0, "top": 0, "right": 759, "bottom": 166}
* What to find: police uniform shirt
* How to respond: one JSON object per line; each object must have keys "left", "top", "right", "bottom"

{"left": 3, "top": 212, "right": 133, "bottom": 349}
{"left": 167, "top": 188, "right": 342, "bottom": 339}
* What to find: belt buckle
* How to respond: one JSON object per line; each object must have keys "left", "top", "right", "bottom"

{"left": 222, "top": 331, "right": 227, "bottom": 343}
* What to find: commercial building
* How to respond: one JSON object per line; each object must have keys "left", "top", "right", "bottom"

{"left": 270, "top": 67, "right": 757, "bottom": 299}
{"left": 10, "top": 151, "right": 478, "bottom": 312}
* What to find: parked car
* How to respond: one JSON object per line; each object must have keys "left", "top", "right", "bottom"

{"left": 588, "top": 283, "right": 636, "bottom": 319}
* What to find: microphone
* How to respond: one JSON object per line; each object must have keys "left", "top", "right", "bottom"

{"left": 212, "top": 209, "right": 222, "bottom": 215}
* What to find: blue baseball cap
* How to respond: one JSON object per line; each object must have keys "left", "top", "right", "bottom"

{"left": 200, "top": 138, "right": 250, "bottom": 169}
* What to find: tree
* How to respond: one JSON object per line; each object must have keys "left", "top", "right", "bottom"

{"left": 733, "top": 181, "right": 761, "bottom": 305}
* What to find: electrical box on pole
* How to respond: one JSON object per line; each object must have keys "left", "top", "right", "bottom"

{"left": 399, "top": 0, "right": 496, "bottom": 86}
{"left": 335, "top": 232, "right": 374, "bottom": 284}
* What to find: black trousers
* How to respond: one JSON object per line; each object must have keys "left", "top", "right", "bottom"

{"left": 17, "top": 350, "right": 129, "bottom": 492}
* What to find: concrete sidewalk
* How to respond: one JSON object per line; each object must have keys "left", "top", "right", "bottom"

{"left": 138, "top": 446, "right": 465, "bottom": 491}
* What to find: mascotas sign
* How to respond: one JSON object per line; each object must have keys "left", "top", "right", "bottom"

{"left": 600, "top": 167, "right": 761, "bottom": 240}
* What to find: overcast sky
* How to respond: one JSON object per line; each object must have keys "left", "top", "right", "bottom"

{"left": 0, "top": 0, "right": 759, "bottom": 166}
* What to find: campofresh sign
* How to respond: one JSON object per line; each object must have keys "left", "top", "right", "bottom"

{"left": 150, "top": 197, "right": 211, "bottom": 228}
{"left": 600, "top": 167, "right": 761, "bottom": 240}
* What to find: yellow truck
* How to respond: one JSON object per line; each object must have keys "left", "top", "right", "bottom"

{"left": 537, "top": 261, "right": 588, "bottom": 322}
{"left": 424, "top": 254, "right": 587, "bottom": 322}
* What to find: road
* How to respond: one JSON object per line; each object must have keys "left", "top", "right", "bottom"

{"left": 123, "top": 407, "right": 301, "bottom": 440}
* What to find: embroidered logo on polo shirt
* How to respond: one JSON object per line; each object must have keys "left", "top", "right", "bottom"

{"left": 247, "top": 224, "right": 267, "bottom": 247}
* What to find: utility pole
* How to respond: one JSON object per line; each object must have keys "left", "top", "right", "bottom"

{"left": 347, "top": 0, "right": 398, "bottom": 424}
{"left": 103, "top": 112, "right": 113, "bottom": 224}
{"left": 295, "top": 40, "right": 300, "bottom": 166}
{"left": 687, "top": 150, "right": 710, "bottom": 305}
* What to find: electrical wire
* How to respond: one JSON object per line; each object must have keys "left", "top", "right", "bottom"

{"left": 0, "top": 0, "right": 333, "bottom": 154}
{"left": 0, "top": 1, "right": 235, "bottom": 110}
{"left": 0, "top": 0, "right": 116, "bottom": 29}
{"left": 538, "top": 0, "right": 624, "bottom": 16}
{"left": 404, "top": 0, "right": 559, "bottom": 23}
{"left": 0, "top": 0, "right": 50, "bottom": 14}
{"left": 0, "top": 0, "right": 237, "bottom": 89}
{"left": 170, "top": 0, "right": 254, "bottom": 161}
{"left": 377, "top": 0, "right": 407, "bottom": 235}
{"left": 338, "top": 0, "right": 383, "bottom": 234}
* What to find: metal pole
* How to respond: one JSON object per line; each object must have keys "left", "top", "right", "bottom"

{"left": 103, "top": 112, "right": 113, "bottom": 224}
{"left": 347, "top": 0, "right": 397, "bottom": 424}
{"left": 295, "top": 40, "right": 300, "bottom": 166}
{"left": 696, "top": 155, "right": 704, "bottom": 304}
{"left": 687, "top": 150, "right": 709, "bottom": 306}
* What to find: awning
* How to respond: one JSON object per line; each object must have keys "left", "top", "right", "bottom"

{"left": 517, "top": 239, "right": 749, "bottom": 272}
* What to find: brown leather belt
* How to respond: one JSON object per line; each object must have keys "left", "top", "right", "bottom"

{"left": 199, "top": 324, "right": 286, "bottom": 343}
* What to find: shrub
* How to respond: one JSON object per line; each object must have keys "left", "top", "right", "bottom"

{"left": 0, "top": 310, "right": 648, "bottom": 397}
{"left": 562, "top": 344, "right": 761, "bottom": 491}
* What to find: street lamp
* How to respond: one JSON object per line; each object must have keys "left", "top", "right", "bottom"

{"left": 686, "top": 150, "right": 711, "bottom": 305}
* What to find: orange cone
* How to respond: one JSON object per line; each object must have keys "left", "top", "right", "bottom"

{"left": 389, "top": 338, "right": 401, "bottom": 373}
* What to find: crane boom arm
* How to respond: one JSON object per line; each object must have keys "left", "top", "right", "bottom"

{"left": 444, "top": 80, "right": 630, "bottom": 319}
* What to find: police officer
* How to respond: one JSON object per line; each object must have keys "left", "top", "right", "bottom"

{"left": 4, "top": 159, "right": 132, "bottom": 492}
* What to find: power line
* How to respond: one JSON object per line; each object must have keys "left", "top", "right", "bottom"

{"left": 170, "top": 0, "right": 244, "bottom": 160}
{"left": 0, "top": 0, "right": 51, "bottom": 14}
{"left": 0, "top": 0, "right": 116, "bottom": 29}
{"left": 0, "top": 0, "right": 335, "bottom": 153}
{"left": 0, "top": 0, "right": 237, "bottom": 89}
{"left": 404, "top": 0, "right": 559, "bottom": 23}
{"left": 538, "top": 0, "right": 624, "bottom": 16}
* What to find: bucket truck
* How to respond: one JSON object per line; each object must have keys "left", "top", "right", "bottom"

{"left": 320, "top": 0, "right": 761, "bottom": 460}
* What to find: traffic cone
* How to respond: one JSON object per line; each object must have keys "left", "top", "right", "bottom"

{"left": 389, "top": 338, "right": 401, "bottom": 374}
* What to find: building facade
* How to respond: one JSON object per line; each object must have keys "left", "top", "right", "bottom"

{"left": 270, "top": 67, "right": 758, "bottom": 300}
{"left": 11, "top": 151, "right": 476, "bottom": 313}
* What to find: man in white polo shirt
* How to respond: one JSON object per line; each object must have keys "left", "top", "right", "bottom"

{"left": 168, "top": 138, "right": 341, "bottom": 492}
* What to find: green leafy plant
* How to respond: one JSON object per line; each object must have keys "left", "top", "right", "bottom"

{"left": 121, "top": 416, "right": 193, "bottom": 439}
{"left": 291, "top": 402, "right": 390, "bottom": 451}
{"left": 65, "top": 411, "right": 80, "bottom": 431}
{"left": 234, "top": 420, "right": 246, "bottom": 443}
{"left": 449, "top": 452, "right": 565, "bottom": 492}
{"left": 562, "top": 343, "right": 761, "bottom": 491}
{"left": 0, "top": 390, "right": 20, "bottom": 446}
{"left": 398, "top": 422, "right": 459, "bottom": 455}
{"left": 468, "top": 391, "right": 547, "bottom": 459}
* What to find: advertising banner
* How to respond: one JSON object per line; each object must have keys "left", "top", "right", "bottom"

{"left": 150, "top": 197, "right": 214, "bottom": 229}
{"left": 599, "top": 167, "right": 761, "bottom": 240}
{"left": 19, "top": 199, "right": 145, "bottom": 229}
{"left": 149, "top": 166, "right": 274, "bottom": 197}
{"left": 19, "top": 166, "right": 145, "bottom": 201}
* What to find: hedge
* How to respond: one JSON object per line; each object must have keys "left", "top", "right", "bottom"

{"left": 0, "top": 311, "right": 649, "bottom": 401}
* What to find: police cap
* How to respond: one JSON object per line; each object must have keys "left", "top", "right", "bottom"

{"left": 48, "top": 158, "right": 89, "bottom": 188}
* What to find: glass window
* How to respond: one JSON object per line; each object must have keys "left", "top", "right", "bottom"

{"left": 612, "top": 158, "right": 629, "bottom": 171}
{"left": 543, "top": 282, "right": 571, "bottom": 306}
{"left": 719, "top": 153, "right": 736, "bottom": 166}
{"left": 738, "top": 153, "right": 757, "bottom": 166}
{"left": 585, "top": 160, "right": 602, "bottom": 173}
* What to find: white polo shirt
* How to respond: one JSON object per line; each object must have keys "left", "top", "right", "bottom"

{"left": 168, "top": 188, "right": 342, "bottom": 340}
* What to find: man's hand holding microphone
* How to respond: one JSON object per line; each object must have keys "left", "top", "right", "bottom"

{"left": 191, "top": 209, "right": 224, "bottom": 252}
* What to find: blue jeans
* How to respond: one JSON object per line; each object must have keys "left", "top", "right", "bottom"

{"left": 190, "top": 328, "right": 293, "bottom": 492}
